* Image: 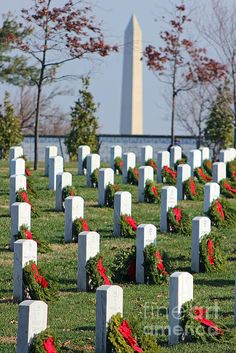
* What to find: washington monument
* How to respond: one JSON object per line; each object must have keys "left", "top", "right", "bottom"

{"left": 120, "top": 15, "right": 143, "bottom": 135}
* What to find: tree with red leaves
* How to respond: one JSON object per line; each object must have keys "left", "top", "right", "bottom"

{"left": 144, "top": 3, "right": 226, "bottom": 145}
{"left": 13, "top": 0, "right": 118, "bottom": 169}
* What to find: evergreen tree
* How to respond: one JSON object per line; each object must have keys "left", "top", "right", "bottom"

{"left": 204, "top": 82, "right": 234, "bottom": 159}
{"left": 0, "top": 92, "right": 23, "bottom": 159}
{"left": 65, "top": 77, "right": 99, "bottom": 160}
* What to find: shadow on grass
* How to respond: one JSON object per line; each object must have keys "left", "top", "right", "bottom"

{"left": 227, "top": 256, "right": 236, "bottom": 261}
{"left": 0, "top": 247, "right": 11, "bottom": 252}
{"left": 209, "top": 295, "right": 233, "bottom": 301}
{"left": 0, "top": 298, "right": 13, "bottom": 304}
{"left": 73, "top": 326, "right": 95, "bottom": 332}
{"left": 195, "top": 278, "right": 235, "bottom": 286}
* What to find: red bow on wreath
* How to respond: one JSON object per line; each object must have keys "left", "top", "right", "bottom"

{"left": 24, "top": 229, "right": 33, "bottom": 240}
{"left": 198, "top": 168, "right": 212, "bottom": 181}
{"left": 125, "top": 216, "right": 137, "bottom": 231}
{"left": 20, "top": 191, "right": 32, "bottom": 208}
{"left": 173, "top": 207, "right": 182, "bottom": 223}
{"left": 31, "top": 263, "right": 48, "bottom": 288}
{"left": 119, "top": 320, "right": 143, "bottom": 352}
{"left": 215, "top": 200, "right": 225, "bottom": 220}
{"left": 25, "top": 169, "right": 31, "bottom": 177}
{"left": 190, "top": 179, "right": 197, "bottom": 196}
{"left": 151, "top": 186, "right": 158, "bottom": 196}
{"left": 164, "top": 166, "right": 177, "bottom": 179}
{"left": 193, "top": 306, "right": 223, "bottom": 335}
{"left": 97, "top": 258, "right": 111, "bottom": 285}
{"left": 224, "top": 182, "right": 236, "bottom": 194}
{"left": 43, "top": 337, "right": 57, "bottom": 353}
{"left": 207, "top": 239, "right": 215, "bottom": 266}
{"left": 155, "top": 251, "right": 168, "bottom": 276}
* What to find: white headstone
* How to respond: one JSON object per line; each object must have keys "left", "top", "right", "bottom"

{"left": 141, "top": 145, "right": 153, "bottom": 166}
{"left": 160, "top": 186, "right": 177, "bottom": 232}
{"left": 55, "top": 172, "right": 72, "bottom": 211}
{"left": 157, "top": 151, "right": 170, "bottom": 183}
{"left": 10, "top": 174, "right": 27, "bottom": 209}
{"left": 136, "top": 224, "right": 157, "bottom": 283}
{"left": 16, "top": 300, "right": 48, "bottom": 353}
{"left": 191, "top": 217, "right": 211, "bottom": 273}
{"left": 78, "top": 145, "right": 91, "bottom": 175}
{"left": 227, "top": 147, "right": 236, "bottom": 161}
{"left": 86, "top": 154, "right": 101, "bottom": 187}
{"left": 122, "top": 152, "right": 136, "bottom": 183}
{"left": 13, "top": 240, "right": 37, "bottom": 302}
{"left": 138, "top": 166, "right": 154, "bottom": 202}
{"left": 9, "top": 146, "right": 23, "bottom": 161}
{"left": 199, "top": 147, "right": 210, "bottom": 163}
{"left": 110, "top": 145, "right": 122, "bottom": 169}
{"left": 204, "top": 182, "right": 220, "bottom": 212}
{"left": 64, "top": 196, "right": 84, "bottom": 243}
{"left": 113, "top": 191, "right": 132, "bottom": 236}
{"left": 10, "top": 158, "right": 25, "bottom": 176}
{"left": 11, "top": 202, "right": 31, "bottom": 251}
{"left": 44, "top": 146, "right": 58, "bottom": 176}
{"left": 170, "top": 145, "right": 182, "bottom": 167}
{"left": 219, "top": 149, "right": 231, "bottom": 163}
{"left": 212, "top": 162, "right": 226, "bottom": 183}
{"left": 96, "top": 285, "right": 123, "bottom": 353}
{"left": 49, "top": 155, "right": 63, "bottom": 191}
{"left": 168, "top": 272, "right": 193, "bottom": 345}
{"left": 177, "top": 164, "right": 191, "bottom": 200}
{"left": 78, "top": 231, "right": 100, "bottom": 291}
{"left": 98, "top": 168, "right": 114, "bottom": 206}
{"left": 189, "top": 149, "right": 201, "bottom": 176}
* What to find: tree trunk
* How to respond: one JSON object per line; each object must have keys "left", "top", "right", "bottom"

{"left": 171, "top": 92, "right": 176, "bottom": 145}
{"left": 34, "top": 72, "right": 44, "bottom": 170}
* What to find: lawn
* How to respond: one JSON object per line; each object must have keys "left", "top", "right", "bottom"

{"left": 0, "top": 160, "right": 235, "bottom": 353}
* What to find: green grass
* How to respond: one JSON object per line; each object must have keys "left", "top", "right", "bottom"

{"left": 0, "top": 161, "right": 235, "bottom": 352}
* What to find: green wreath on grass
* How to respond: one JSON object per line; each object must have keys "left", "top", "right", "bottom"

{"left": 120, "top": 214, "right": 138, "bottom": 238}
{"left": 16, "top": 188, "right": 39, "bottom": 217}
{"left": 62, "top": 185, "right": 76, "bottom": 209}
{"left": 206, "top": 197, "right": 236, "bottom": 228}
{"left": 111, "top": 246, "right": 136, "bottom": 283}
{"left": 183, "top": 177, "right": 204, "bottom": 201}
{"left": 72, "top": 217, "right": 89, "bottom": 242}
{"left": 85, "top": 253, "right": 111, "bottom": 291}
{"left": 15, "top": 225, "right": 50, "bottom": 254}
{"left": 167, "top": 206, "right": 191, "bottom": 236}
{"left": 174, "top": 157, "right": 187, "bottom": 170}
{"left": 90, "top": 168, "right": 99, "bottom": 187}
{"left": 194, "top": 167, "right": 212, "bottom": 184}
{"left": 143, "top": 243, "right": 170, "bottom": 285}
{"left": 220, "top": 178, "right": 236, "bottom": 198}
{"left": 161, "top": 166, "right": 177, "bottom": 185}
{"left": 202, "top": 159, "right": 213, "bottom": 176}
{"left": 23, "top": 261, "right": 57, "bottom": 302}
{"left": 127, "top": 167, "right": 139, "bottom": 185}
{"left": 199, "top": 231, "right": 225, "bottom": 273}
{"left": 226, "top": 160, "right": 236, "bottom": 181}
{"left": 144, "top": 180, "right": 160, "bottom": 203}
{"left": 29, "top": 329, "right": 60, "bottom": 353}
{"left": 145, "top": 159, "right": 157, "bottom": 173}
{"left": 105, "top": 183, "right": 120, "bottom": 207}
{"left": 114, "top": 156, "right": 123, "bottom": 174}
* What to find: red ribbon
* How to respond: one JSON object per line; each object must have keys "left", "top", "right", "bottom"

{"left": 173, "top": 207, "right": 182, "bottom": 223}
{"left": 198, "top": 168, "right": 212, "bottom": 182}
{"left": 193, "top": 306, "right": 223, "bottom": 335}
{"left": 97, "top": 258, "right": 111, "bottom": 285}
{"left": 43, "top": 337, "right": 57, "bottom": 353}
{"left": 224, "top": 182, "right": 236, "bottom": 194}
{"left": 151, "top": 186, "right": 158, "bottom": 196}
{"left": 207, "top": 239, "right": 215, "bottom": 266}
{"left": 150, "top": 160, "right": 157, "bottom": 171}
{"left": 163, "top": 166, "right": 177, "bottom": 179}
{"left": 119, "top": 320, "right": 143, "bottom": 352}
{"left": 127, "top": 260, "right": 136, "bottom": 281}
{"left": 25, "top": 169, "right": 31, "bottom": 177}
{"left": 190, "top": 179, "right": 197, "bottom": 196}
{"left": 215, "top": 200, "right": 225, "bottom": 220}
{"left": 24, "top": 229, "right": 33, "bottom": 240}
{"left": 155, "top": 251, "right": 168, "bottom": 276}
{"left": 125, "top": 216, "right": 137, "bottom": 231}
{"left": 20, "top": 191, "right": 32, "bottom": 208}
{"left": 31, "top": 263, "right": 48, "bottom": 288}
{"left": 80, "top": 218, "right": 89, "bottom": 231}
{"left": 134, "top": 168, "right": 139, "bottom": 177}
{"left": 120, "top": 160, "right": 123, "bottom": 167}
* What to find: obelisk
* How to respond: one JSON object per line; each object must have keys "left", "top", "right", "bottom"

{"left": 120, "top": 15, "right": 143, "bottom": 135}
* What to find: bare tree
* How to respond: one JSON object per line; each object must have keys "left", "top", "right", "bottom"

{"left": 198, "top": 0, "right": 236, "bottom": 147}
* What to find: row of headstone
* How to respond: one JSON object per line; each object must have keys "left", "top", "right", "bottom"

{"left": 219, "top": 148, "right": 236, "bottom": 163}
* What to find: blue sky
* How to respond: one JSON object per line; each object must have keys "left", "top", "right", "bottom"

{"left": 0, "top": 0, "right": 232, "bottom": 135}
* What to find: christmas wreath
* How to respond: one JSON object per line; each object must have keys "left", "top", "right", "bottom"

{"left": 107, "top": 314, "right": 162, "bottom": 353}
{"left": 120, "top": 215, "right": 138, "bottom": 238}
{"left": 111, "top": 246, "right": 136, "bottom": 283}
{"left": 145, "top": 159, "right": 157, "bottom": 173}
{"left": 144, "top": 180, "right": 160, "bottom": 203}
{"left": 220, "top": 178, "right": 236, "bottom": 198}
{"left": 206, "top": 198, "right": 236, "bottom": 228}
{"left": 30, "top": 329, "right": 60, "bottom": 353}
{"left": 226, "top": 160, "right": 236, "bottom": 181}
{"left": 72, "top": 217, "right": 89, "bottom": 242}
{"left": 90, "top": 168, "right": 99, "bottom": 187}
{"left": 167, "top": 206, "right": 191, "bottom": 236}
{"left": 199, "top": 232, "right": 225, "bottom": 272}
{"left": 183, "top": 177, "right": 204, "bottom": 201}
{"left": 85, "top": 253, "right": 111, "bottom": 291}
{"left": 194, "top": 167, "right": 212, "bottom": 184}
{"left": 15, "top": 225, "right": 50, "bottom": 254}
{"left": 161, "top": 166, "right": 177, "bottom": 185}
{"left": 127, "top": 167, "right": 139, "bottom": 185}
{"left": 181, "top": 300, "right": 230, "bottom": 343}
{"left": 143, "top": 243, "right": 170, "bottom": 285}
{"left": 16, "top": 188, "right": 39, "bottom": 217}
{"left": 62, "top": 185, "right": 76, "bottom": 210}
{"left": 105, "top": 183, "right": 120, "bottom": 207}
{"left": 174, "top": 157, "right": 187, "bottom": 170}
{"left": 203, "top": 159, "right": 213, "bottom": 176}
{"left": 19, "top": 155, "right": 37, "bottom": 197}
{"left": 23, "top": 261, "right": 56, "bottom": 302}
{"left": 114, "top": 156, "right": 123, "bottom": 174}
